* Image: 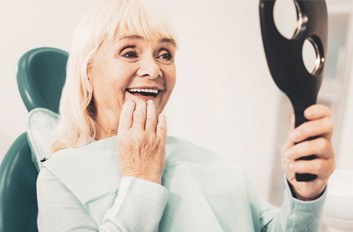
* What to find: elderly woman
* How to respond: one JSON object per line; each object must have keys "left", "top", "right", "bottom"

{"left": 37, "top": 0, "right": 335, "bottom": 231}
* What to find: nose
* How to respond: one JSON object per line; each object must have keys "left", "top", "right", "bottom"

{"left": 137, "top": 55, "right": 162, "bottom": 80}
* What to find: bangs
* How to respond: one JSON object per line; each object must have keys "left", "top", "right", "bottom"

{"left": 105, "top": 0, "right": 177, "bottom": 46}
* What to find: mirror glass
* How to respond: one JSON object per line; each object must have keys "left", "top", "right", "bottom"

{"left": 273, "top": 0, "right": 299, "bottom": 39}
{"left": 302, "top": 38, "right": 321, "bottom": 75}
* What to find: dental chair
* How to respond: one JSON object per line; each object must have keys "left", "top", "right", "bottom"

{"left": 0, "top": 47, "right": 68, "bottom": 232}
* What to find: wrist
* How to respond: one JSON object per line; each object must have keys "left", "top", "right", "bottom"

{"left": 139, "top": 175, "right": 162, "bottom": 184}
{"left": 122, "top": 172, "right": 162, "bottom": 184}
{"left": 287, "top": 180, "right": 326, "bottom": 201}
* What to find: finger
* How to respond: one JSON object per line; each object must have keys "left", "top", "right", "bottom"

{"left": 156, "top": 114, "right": 167, "bottom": 138}
{"left": 304, "top": 104, "right": 331, "bottom": 120}
{"left": 285, "top": 167, "right": 296, "bottom": 182}
{"left": 146, "top": 100, "right": 157, "bottom": 133}
{"left": 118, "top": 100, "right": 135, "bottom": 132}
{"left": 280, "top": 114, "right": 296, "bottom": 155}
{"left": 289, "top": 117, "right": 333, "bottom": 142}
{"left": 289, "top": 159, "right": 333, "bottom": 179}
{"left": 132, "top": 100, "right": 147, "bottom": 129}
{"left": 284, "top": 137, "right": 333, "bottom": 161}
{"left": 282, "top": 156, "right": 297, "bottom": 183}
{"left": 281, "top": 138, "right": 293, "bottom": 157}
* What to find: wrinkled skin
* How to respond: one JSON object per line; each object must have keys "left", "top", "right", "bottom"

{"left": 281, "top": 104, "right": 335, "bottom": 200}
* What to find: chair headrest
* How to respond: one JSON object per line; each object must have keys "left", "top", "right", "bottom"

{"left": 17, "top": 47, "right": 68, "bottom": 113}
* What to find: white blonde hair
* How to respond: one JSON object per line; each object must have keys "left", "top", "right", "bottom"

{"left": 51, "top": 0, "right": 177, "bottom": 153}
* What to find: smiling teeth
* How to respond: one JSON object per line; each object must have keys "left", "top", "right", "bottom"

{"left": 128, "top": 88, "right": 159, "bottom": 94}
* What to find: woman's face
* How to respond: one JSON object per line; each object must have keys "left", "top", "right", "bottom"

{"left": 89, "top": 34, "right": 176, "bottom": 134}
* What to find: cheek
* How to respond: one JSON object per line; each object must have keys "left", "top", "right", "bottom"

{"left": 98, "top": 81, "right": 125, "bottom": 102}
{"left": 91, "top": 76, "right": 120, "bottom": 105}
{"left": 91, "top": 67, "right": 128, "bottom": 95}
{"left": 159, "top": 69, "right": 176, "bottom": 111}
{"left": 165, "top": 67, "right": 176, "bottom": 90}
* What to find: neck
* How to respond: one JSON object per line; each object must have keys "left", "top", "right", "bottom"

{"left": 94, "top": 115, "right": 118, "bottom": 140}
{"left": 95, "top": 127, "right": 117, "bottom": 140}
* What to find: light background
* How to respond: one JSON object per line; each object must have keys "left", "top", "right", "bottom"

{"left": 1, "top": 0, "right": 353, "bottom": 204}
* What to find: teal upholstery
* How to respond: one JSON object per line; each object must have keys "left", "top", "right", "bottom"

{"left": 17, "top": 47, "right": 68, "bottom": 114}
{"left": 0, "top": 47, "right": 68, "bottom": 232}
{"left": 0, "top": 133, "right": 38, "bottom": 232}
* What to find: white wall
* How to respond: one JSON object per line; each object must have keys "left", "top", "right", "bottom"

{"left": 1, "top": 0, "right": 352, "bottom": 203}
{"left": 337, "top": 62, "right": 353, "bottom": 168}
{"left": 0, "top": 0, "right": 98, "bottom": 157}
{"left": 325, "top": 0, "right": 353, "bottom": 170}
{"left": 164, "top": 0, "right": 281, "bottom": 200}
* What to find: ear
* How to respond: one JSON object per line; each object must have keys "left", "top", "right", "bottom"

{"left": 85, "top": 61, "right": 96, "bottom": 117}
{"left": 87, "top": 62, "right": 94, "bottom": 91}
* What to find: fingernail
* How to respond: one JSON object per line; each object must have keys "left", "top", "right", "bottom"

{"left": 147, "top": 100, "right": 154, "bottom": 105}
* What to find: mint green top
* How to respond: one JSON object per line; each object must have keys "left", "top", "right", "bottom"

{"left": 37, "top": 136, "right": 325, "bottom": 231}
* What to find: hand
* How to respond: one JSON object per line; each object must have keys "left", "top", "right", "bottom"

{"left": 117, "top": 99, "right": 167, "bottom": 184}
{"left": 281, "top": 104, "right": 335, "bottom": 200}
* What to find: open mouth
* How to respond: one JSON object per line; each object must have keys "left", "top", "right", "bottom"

{"left": 126, "top": 88, "right": 160, "bottom": 97}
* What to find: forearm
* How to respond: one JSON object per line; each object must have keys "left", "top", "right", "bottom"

{"left": 100, "top": 177, "right": 168, "bottom": 232}
{"left": 37, "top": 169, "right": 168, "bottom": 232}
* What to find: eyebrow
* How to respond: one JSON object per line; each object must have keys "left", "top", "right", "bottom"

{"left": 159, "top": 38, "right": 177, "bottom": 47}
{"left": 119, "top": 35, "right": 144, "bottom": 41}
{"left": 118, "top": 34, "right": 176, "bottom": 47}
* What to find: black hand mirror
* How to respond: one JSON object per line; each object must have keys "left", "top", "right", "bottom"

{"left": 259, "top": 0, "right": 328, "bottom": 182}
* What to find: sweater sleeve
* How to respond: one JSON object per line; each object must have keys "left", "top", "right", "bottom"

{"left": 37, "top": 168, "right": 168, "bottom": 232}
{"left": 259, "top": 181, "right": 326, "bottom": 232}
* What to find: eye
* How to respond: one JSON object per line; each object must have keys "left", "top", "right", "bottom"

{"left": 157, "top": 49, "right": 173, "bottom": 63}
{"left": 122, "top": 50, "right": 138, "bottom": 58}
{"left": 120, "top": 46, "right": 139, "bottom": 59}
{"left": 160, "top": 52, "right": 172, "bottom": 60}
